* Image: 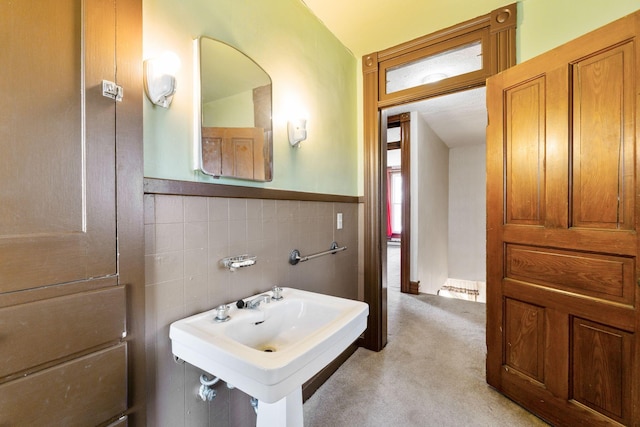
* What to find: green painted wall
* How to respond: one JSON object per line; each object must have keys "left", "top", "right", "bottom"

{"left": 143, "top": 0, "right": 358, "bottom": 195}
{"left": 203, "top": 91, "right": 254, "bottom": 128}
{"left": 518, "top": 0, "right": 640, "bottom": 62}
{"left": 144, "top": 0, "right": 640, "bottom": 197}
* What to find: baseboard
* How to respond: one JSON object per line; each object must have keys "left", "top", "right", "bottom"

{"left": 301, "top": 341, "right": 359, "bottom": 402}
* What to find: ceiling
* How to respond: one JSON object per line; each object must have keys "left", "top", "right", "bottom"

{"left": 386, "top": 87, "right": 487, "bottom": 148}
{"left": 302, "top": 0, "right": 494, "bottom": 148}
{"left": 301, "top": 0, "right": 507, "bottom": 58}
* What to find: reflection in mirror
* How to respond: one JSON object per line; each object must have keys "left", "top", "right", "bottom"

{"left": 194, "top": 37, "right": 273, "bottom": 181}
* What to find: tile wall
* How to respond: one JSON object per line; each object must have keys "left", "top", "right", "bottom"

{"left": 144, "top": 194, "right": 359, "bottom": 426}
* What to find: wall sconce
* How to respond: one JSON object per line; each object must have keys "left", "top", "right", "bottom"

{"left": 144, "top": 52, "right": 180, "bottom": 108}
{"left": 288, "top": 118, "right": 307, "bottom": 147}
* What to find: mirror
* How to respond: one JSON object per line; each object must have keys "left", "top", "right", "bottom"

{"left": 194, "top": 37, "right": 273, "bottom": 181}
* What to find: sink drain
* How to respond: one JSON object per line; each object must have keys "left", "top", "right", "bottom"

{"left": 261, "top": 346, "right": 277, "bottom": 353}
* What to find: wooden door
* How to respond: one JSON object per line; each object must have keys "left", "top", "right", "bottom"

{"left": 202, "top": 126, "right": 267, "bottom": 180}
{"left": 0, "top": 0, "right": 128, "bottom": 424}
{"left": 487, "top": 11, "right": 640, "bottom": 426}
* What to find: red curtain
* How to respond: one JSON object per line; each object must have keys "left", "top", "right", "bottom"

{"left": 386, "top": 169, "right": 392, "bottom": 238}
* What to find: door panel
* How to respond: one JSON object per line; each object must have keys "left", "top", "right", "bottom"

{"left": 505, "top": 77, "right": 546, "bottom": 226}
{"left": 487, "top": 11, "right": 639, "bottom": 426}
{"left": 506, "top": 245, "right": 634, "bottom": 305}
{"left": 572, "top": 42, "right": 635, "bottom": 230}
{"left": 202, "top": 126, "right": 266, "bottom": 180}
{"left": 0, "top": 286, "right": 125, "bottom": 380}
{"left": 0, "top": 0, "right": 116, "bottom": 292}
{"left": 572, "top": 318, "right": 631, "bottom": 423}
{"left": 504, "top": 298, "right": 545, "bottom": 382}
{"left": 0, "top": 344, "right": 127, "bottom": 426}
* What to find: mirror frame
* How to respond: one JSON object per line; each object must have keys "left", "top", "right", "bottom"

{"left": 192, "top": 36, "right": 273, "bottom": 182}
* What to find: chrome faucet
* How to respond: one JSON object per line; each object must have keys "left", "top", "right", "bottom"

{"left": 246, "top": 294, "right": 271, "bottom": 309}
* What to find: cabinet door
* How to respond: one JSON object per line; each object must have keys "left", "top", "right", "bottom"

{"left": 0, "top": 0, "right": 116, "bottom": 292}
{"left": 486, "top": 11, "right": 639, "bottom": 426}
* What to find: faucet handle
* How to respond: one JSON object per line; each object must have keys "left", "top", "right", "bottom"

{"left": 214, "top": 304, "right": 231, "bottom": 322}
{"left": 271, "top": 286, "right": 283, "bottom": 300}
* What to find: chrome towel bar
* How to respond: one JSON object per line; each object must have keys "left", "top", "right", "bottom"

{"left": 289, "top": 241, "right": 347, "bottom": 265}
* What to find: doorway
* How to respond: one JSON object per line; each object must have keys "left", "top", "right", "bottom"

{"left": 385, "top": 114, "right": 414, "bottom": 294}
{"left": 386, "top": 123, "right": 402, "bottom": 292}
{"left": 361, "top": 4, "right": 517, "bottom": 351}
{"left": 384, "top": 87, "right": 488, "bottom": 303}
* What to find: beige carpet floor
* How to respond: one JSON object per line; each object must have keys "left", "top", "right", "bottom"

{"left": 303, "top": 281, "right": 549, "bottom": 426}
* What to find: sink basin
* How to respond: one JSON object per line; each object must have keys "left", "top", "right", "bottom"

{"left": 169, "top": 287, "right": 368, "bottom": 413}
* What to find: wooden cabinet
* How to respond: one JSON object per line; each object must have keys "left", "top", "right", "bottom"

{"left": 0, "top": 0, "right": 143, "bottom": 424}
{"left": 487, "top": 11, "right": 640, "bottom": 426}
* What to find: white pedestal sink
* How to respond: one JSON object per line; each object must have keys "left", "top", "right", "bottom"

{"left": 169, "top": 288, "right": 368, "bottom": 427}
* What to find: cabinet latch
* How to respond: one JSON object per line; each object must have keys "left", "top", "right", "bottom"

{"left": 102, "top": 80, "right": 123, "bottom": 102}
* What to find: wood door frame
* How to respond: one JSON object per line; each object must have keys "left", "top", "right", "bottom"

{"left": 387, "top": 113, "right": 415, "bottom": 294}
{"left": 362, "top": 4, "right": 517, "bottom": 351}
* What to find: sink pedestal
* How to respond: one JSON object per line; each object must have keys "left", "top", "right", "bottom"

{"left": 257, "top": 387, "right": 303, "bottom": 427}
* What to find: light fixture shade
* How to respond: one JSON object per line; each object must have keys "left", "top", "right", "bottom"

{"left": 288, "top": 118, "right": 307, "bottom": 147}
{"left": 144, "top": 56, "right": 178, "bottom": 108}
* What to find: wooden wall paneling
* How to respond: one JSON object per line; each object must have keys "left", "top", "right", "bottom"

{"left": 144, "top": 178, "right": 361, "bottom": 203}
{"left": 0, "top": 344, "right": 127, "bottom": 426}
{"left": 0, "top": 287, "right": 125, "bottom": 381}
{"left": 0, "top": 0, "right": 117, "bottom": 292}
{"left": 0, "top": 0, "right": 142, "bottom": 423}
{"left": 86, "top": 0, "right": 118, "bottom": 275}
{"left": 1, "top": 0, "right": 133, "bottom": 424}
{"left": 0, "top": 276, "right": 115, "bottom": 309}
{"left": 115, "top": 0, "right": 145, "bottom": 423}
